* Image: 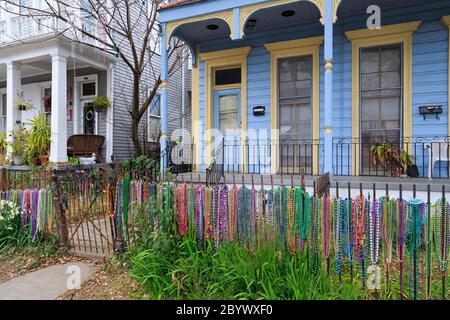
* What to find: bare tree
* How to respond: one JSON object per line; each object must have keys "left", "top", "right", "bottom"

{"left": 4, "top": 0, "right": 186, "bottom": 157}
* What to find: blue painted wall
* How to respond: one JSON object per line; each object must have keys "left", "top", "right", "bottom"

{"left": 195, "top": 1, "right": 450, "bottom": 176}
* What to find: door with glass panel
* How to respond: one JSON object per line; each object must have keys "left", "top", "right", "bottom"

{"left": 278, "top": 55, "right": 313, "bottom": 174}
{"left": 214, "top": 90, "right": 241, "bottom": 172}
{"left": 360, "top": 44, "right": 402, "bottom": 175}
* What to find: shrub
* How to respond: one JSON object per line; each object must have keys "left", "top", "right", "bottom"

{"left": 0, "top": 200, "right": 27, "bottom": 250}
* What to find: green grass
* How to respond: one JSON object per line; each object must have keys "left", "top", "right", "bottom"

{"left": 128, "top": 239, "right": 362, "bottom": 300}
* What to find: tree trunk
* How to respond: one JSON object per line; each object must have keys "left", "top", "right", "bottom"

{"left": 131, "top": 117, "right": 142, "bottom": 157}
{"left": 131, "top": 72, "right": 142, "bottom": 157}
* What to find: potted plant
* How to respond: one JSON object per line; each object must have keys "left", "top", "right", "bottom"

{"left": 92, "top": 95, "right": 111, "bottom": 112}
{"left": 398, "top": 150, "right": 413, "bottom": 178}
{"left": 26, "top": 113, "right": 51, "bottom": 166}
{"left": 371, "top": 141, "right": 413, "bottom": 178}
{"left": 370, "top": 141, "right": 395, "bottom": 168}
{"left": 15, "top": 100, "right": 33, "bottom": 111}
{"left": 0, "top": 132, "right": 7, "bottom": 165}
{"left": 10, "top": 126, "right": 29, "bottom": 166}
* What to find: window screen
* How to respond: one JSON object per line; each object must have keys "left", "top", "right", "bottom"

{"left": 215, "top": 68, "right": 241, "bottom": 86}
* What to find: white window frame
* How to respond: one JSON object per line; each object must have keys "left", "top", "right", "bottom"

{"left": 76, "top": 74, "right": 99, "bottom": 135}
{"left": 147, "top": 93, "right": 161, "bottom": 143}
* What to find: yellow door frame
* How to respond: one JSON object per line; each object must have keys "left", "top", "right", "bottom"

{"left": 265, "top": 36, "right": 323, "bottom": 175}
{"left": 345, "top": 21, "right": 422, "bottom": 176}
{"left": 199, "top": 46, "right": 252, "bottom": 171}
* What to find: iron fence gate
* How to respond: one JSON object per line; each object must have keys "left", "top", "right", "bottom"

{"left": 52, "top": 167, "right": 117, "bottom": 257}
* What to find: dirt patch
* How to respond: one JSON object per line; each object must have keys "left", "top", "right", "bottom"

{"left": 58, "top": 262, "right": 146, "bottom": 300}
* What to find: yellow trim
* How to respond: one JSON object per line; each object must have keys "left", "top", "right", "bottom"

{"left": 345, "top": 21, "right": 421, "bottom": 176}
{"left": 200, "top": 46, "right": 251, "bottom": 171}
{"left": 265, "top": 36, "right": 323, "bottom": 175}
{"left": 191, "top": 47, "right": 200, "bottom": 171}
{"left": 166, "top": 10, "right": 233, "bottom": 47}
{"left": 442, "top": 16, "right": 450, "bottom": 138}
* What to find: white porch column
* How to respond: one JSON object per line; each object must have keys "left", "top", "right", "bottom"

{"left": 106, "top": 63, "right": 115, "bottom": 162}
{"left": 49, "top": 54, "right": 68, "bottom": 163}
{"left": 73, "top": 77, "right": 80, "bottom": 135}
{"left": 6, "top": 62, "right": 21, "bottom": 155}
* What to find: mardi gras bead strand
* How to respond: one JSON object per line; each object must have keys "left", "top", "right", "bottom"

{"left": 333, "top": 198, "right": 344, "bottom": 277}
{"left": 219, "top": 185, "right": 228, "bottom": 244}
{"left": 408, "top": 200, "right": 424, "bottom": 300}
{"left": 194, "top": 185, "right": 204, "bottom": 244}
{"left": 188, "top": 185, "right": 195, "bottom": 237}
{"left": 258, "top": 189, "right": 265, "bottom": 246}
{"left": 323, "top": 196, "right": 331, "bottom": 266}
{"left": 433, "top": 198, "right": 449, "bottom": 277}
{"left": 311, "top": 195, "right": 321, "bottom": 274}
{"left": 353, "top": 195, "right": 366, "bottom": 279}
{"left": 229, "top": 186, "right": 237, "bottom": 242}
{"left": 177, "top": 184, "right": 188, "bottom": 237}
{"left": 301, "top": 192, "right": 311, "bottom": 242}
{"left": 250, "top": 188, "right": 256, "bottom": 248}
{"left": 266, "top": 190, "right": 274, "bottom": 242}
{"left": 295, "top": 187, "right": 305, "bottom": 250}
{"left": 274, "top": 187, "right": 281, "bottom": 242}
{"left": 122, "top": 178, "right": 131, "bottom": 241}
{"left": 369, "top": 199, "right": 380, "bottom": 266}
{"left": 381, "top": 197, "right": 395, "bottom": 273}
{"left": 287, "top": 187, "right": 296, "bottom": 256}
{"left": 204, "top": 186, "right": 212, "bottom": 240}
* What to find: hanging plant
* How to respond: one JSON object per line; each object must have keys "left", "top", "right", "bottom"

{"left": 15, "top": 100, "right": 33, "bottom": 111}
{"left": 92, "top": 95, "right": 111, "bottom": 112}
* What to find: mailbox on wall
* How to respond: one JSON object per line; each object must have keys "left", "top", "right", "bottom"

{"left": 419, "top": 105, "right": 443, "bottom": 120}
{"left": 253, "top": 106, "right": 266, "bottom": 116}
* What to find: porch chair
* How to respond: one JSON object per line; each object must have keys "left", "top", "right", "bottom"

{"left": 67, "top": 134, "right": 105, "bottom": 163}
{"left": 425, "top": 142, "right": 450, "bottom": 178}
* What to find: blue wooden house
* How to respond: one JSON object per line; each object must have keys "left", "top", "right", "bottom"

{"left": 158, "top": 0, "right": 450, "bottom": 179}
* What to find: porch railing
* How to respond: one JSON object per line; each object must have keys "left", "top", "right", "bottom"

{"left": 333, "top": 137, "right": 450, "bottom": 179}
{"left": 215, "top": 139, "right": 323, "bottom": 175}
{"left": 0, "top": 21, "right": 6, "bottom": 43}
{"left": 10, "top": 16, "right": 55, "bottom": 41}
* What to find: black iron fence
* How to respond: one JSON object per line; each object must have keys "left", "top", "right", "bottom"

{"left": 161, "top": 141, "right": 193, "bottom": 175}
{"left": 213, "top": 139, "right": 323, "bottom": 175}
{"left": 333, "top": 137, "right": 450, "bottom": 179}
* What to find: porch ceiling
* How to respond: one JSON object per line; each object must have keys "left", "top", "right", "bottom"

{"left": 243, "top": 2, "right": 321, "bottom": 35}
{"left": 171, "top": 1, "right": 322, "bottom": 50}
{"left": 0, "top": 57, "right": 94, "bottom": 83}
{"left": 173, "top": 18, "right": 231, "bottom": 44}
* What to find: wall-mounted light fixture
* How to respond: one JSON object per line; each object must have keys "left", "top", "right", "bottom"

{"left": 247, "top": 19, "right": 257, "bottom": 30}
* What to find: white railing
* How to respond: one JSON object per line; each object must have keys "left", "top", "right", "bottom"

{"left": 9, "top": 15, "right": 55, "bottom": 41}
{"left": 0, "top": 14, "right": 111, "bottom": 49}
{"left": 0, "top": 21, "right": 6, "bottom": 44}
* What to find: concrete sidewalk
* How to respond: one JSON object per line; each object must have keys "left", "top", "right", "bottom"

{"left": 0, "top": 263, "right": 97, "bottom": 300}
